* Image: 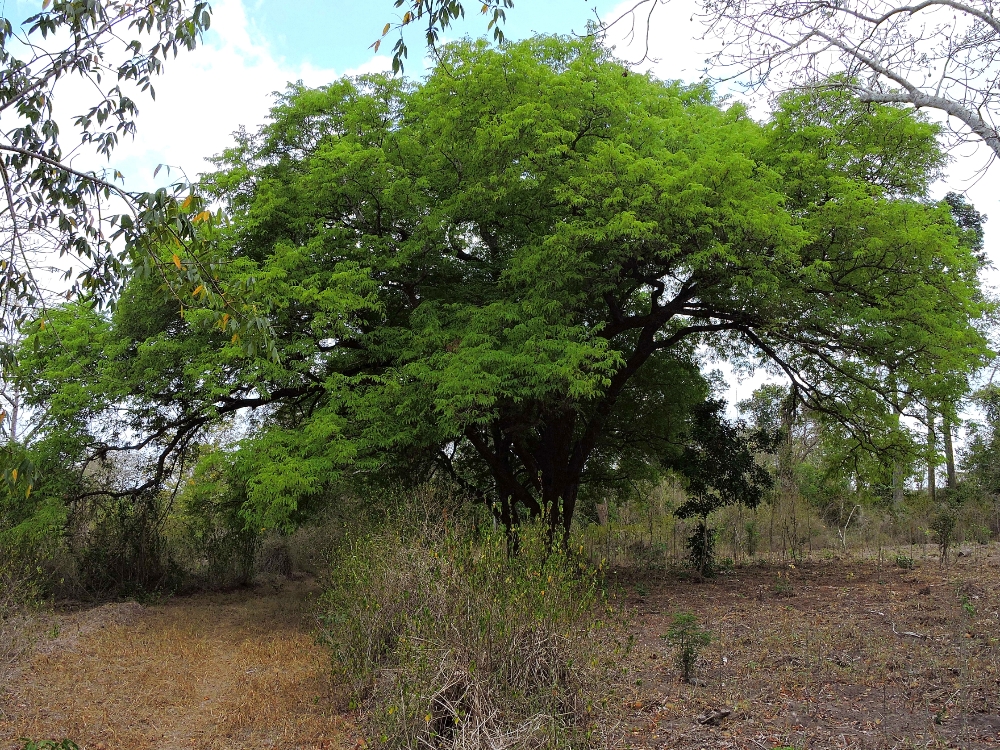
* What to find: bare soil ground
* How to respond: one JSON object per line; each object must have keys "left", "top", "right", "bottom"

{"left": 0, "top": 577, "right": 355, "bottom": 750}
{"left": 4, "top": 547, "right": 1000, "bottom": 750}
{"left": 619, "top": 544, "right": 1000, "bottom": 749}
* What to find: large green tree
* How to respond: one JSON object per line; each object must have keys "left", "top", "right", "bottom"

{"left": 13, "top": 36, "right": 990, "bottom": 544}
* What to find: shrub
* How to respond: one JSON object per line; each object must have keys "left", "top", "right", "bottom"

{"left": 662, "top": 611, "right": 712, "bottom": 683}
{"left": 686, "top": 520, "right": 717, "bottom": 576}
{"left": 930, "top": 507, "right": 957, "bottom": 565}
{"left": 318, "top": 516, "right": 629, "bottom": 749}
{"left": 73, "top": 494, "right": 177, "bottom": 598}
{"left": 894, "top": 553, "right": 914, "bottom": 569}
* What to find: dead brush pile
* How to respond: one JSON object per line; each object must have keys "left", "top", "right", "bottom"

{"left": 318, "top": 522, "right": 630, "bottom": 749}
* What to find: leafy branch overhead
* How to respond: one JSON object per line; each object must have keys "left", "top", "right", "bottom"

{"left": 377, "top": 0, "right": 514, "bottom": 72}
{"left": 0, "top": 1, "right": 275, "bottom": 358}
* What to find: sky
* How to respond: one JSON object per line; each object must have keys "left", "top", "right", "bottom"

{"left": 44, "top": 0, "right": 630, "bottom": 189}
{"left": 9, "top": 0, "right": 1000, "bottom": 416}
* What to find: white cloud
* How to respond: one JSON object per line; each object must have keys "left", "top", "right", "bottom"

{"left": 61, "top": 0, "right": 389, "bottom": 191}
{"left": 346, "top": 55, "right": 394, "bottom": 77}
{"left": 601, "top": 0, "right": 707, "bottom": 83}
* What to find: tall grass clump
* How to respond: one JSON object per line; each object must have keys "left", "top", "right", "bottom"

{"left": 319, "top": 510, "right": 630, "bottom": 749}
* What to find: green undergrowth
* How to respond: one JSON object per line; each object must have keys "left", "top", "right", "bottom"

{"left": 318, "top": 515, "right": 632, "bottom": 749}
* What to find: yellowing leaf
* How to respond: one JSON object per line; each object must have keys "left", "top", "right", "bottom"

{"left": 193, "top": 210, "right": 212, "bottom": 223}
{"left": 373, "top": 39, "right": 381, "bottom": 53}
{"left": 182, "top": 195, "right": 194, "bottom": 209}
{"left": 193, "top": 284, "right": 204, "bottom": 297}
{"left": 173, "top": 254, "right": 182, "bottom": 269}
{"left": 25, "top": 485, "right": 31, "bottom": 499}
{"left": 221, "top": 313, "right": 230, "bottom": 331}
{"left": 11, "top": 469, "right": 17, "bottom": 481}
{"left": 403, "top": 11, "right": 412, "bottom": 23}
{"left": 382, "top": 22, "right": 391, "bottom": 35}
{"left": 231, "top": 333, "right": 240, "bottom": 344}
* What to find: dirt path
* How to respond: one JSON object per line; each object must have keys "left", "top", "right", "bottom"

{"left": 0, "top": 578, "right": 355, "bottom": 750}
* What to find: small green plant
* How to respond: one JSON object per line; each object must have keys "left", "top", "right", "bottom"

{"left": 21, "top": 741, "right": 80, "bottom": 750}
{"left": 773, "top": 572, "right": 795, "bottom": 597}
{"left": 970, "top": 523, "right": 992, "bottom": 545}
{"left": 894, "top": 553, "right": 914, "bottom": 569}
{"left": 960, "top": 593, "right": 977, "bottom": 618}
{"left": 930, "top": 508, "right": 956, "bottom": 565}
{"left": 662, "top": 611, "right": 711, "bottom": 683}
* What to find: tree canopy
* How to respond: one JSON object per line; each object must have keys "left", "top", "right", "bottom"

{"left": 389, "top": 1, "right": 1000, "bottom": 159}
{"left": 9, "top": 35, "right": 991, "bottom": 545}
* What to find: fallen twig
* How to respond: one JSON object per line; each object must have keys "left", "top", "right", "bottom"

{"left": 891, "top": 621, "right": 927, "bottom": 639}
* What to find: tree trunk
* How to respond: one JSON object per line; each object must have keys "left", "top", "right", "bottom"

{"left": 891, "top": 462, "right": 905, "bottom": 506}
{"left": 8, "top": 394, "right": 18, "bottom": 442}
{"left": 891, "top": 401, "right": 904, "bottom": 506}
{"left": 467, "top": 413, "right": 585, "bottom": 551}
{"left": 943, "top": 416, "right": 957, "bottom": 490}
{"left": 927, "top": 407, "right": 936, "bottom": 502}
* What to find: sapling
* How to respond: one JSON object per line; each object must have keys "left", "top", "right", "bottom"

{"left": 662, "top": 612, "right": 712, "bottom": 682}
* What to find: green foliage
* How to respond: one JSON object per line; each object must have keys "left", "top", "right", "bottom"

{"left": 169, "top": 448, "right": 259, "bottom": 587}
{"left": 19, "top": 741, "right": 79, "bottom": 750}
{"left": 685, "top": 520, "right": 718, "bottom": 576}
{"left": 674, "top": 400, "right": 777, "bottom": 520}
{"left": 318, "top": 495, "right": 628, "bottom": 748}
{"left": 73, "top": 494, "right": 177, "bottom": 598}
{"left": 960, "top": 593, "right": 977, "bottom": 618}
{"left": 773, "top": 573, "right": 795, "bottom": 598}
{"left": 962, "top": 385, "right": 1000, "bottom": 496}
{"left": 931, "top": 507, "right": 957, "bottom": 564}
{"left": 11, "top": 35, "right": 990, "bottom": 553}
{"left": 378, "top": 0, "right": 514, "bottom": 72}
{"left": 662, "top": 612, "right": 712, "bottom": 682}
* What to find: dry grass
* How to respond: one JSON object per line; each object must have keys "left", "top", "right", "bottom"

{"left": 0, "top": 612, "right": 39, "bottom": 695}
{"left": 0, "top": 564, "right": 44, "bottom": 696}
{"left": 320, "top": 524, "right": 630, "bottom": 750}
{"left": 7, "top": 526, "right": 1000, "bottom": 750}
{"left": 616, "top": 543, "right": 1000, "bottom": 749}
{"left": 0, "top": 578, "right": 356, "bottom": 750}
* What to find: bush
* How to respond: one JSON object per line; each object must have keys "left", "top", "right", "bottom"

{"left": 686, "top": 520, "right": 717, "bottom": 576}
{"left": 73, "top": 494, "right": 177, "bottom": 598}
{"left": 318, "top": 514, "right": 629, "bottom": 749}
{"left": 930, "top": 507, "right": 957, "bottom": 565}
